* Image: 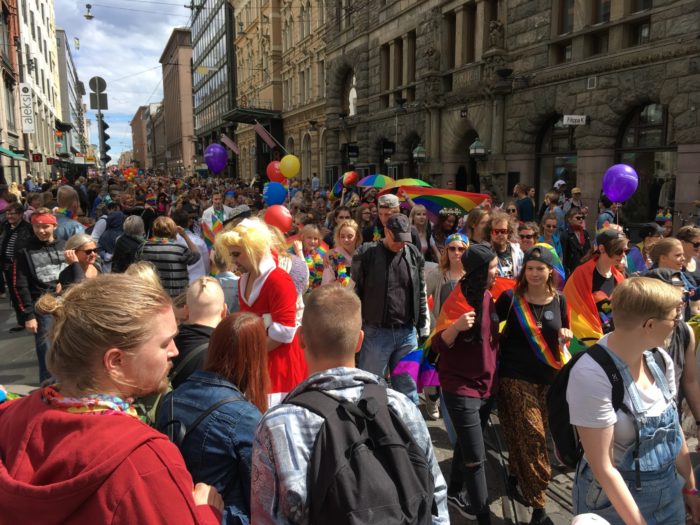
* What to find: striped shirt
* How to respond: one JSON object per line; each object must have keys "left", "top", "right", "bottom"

{"left": 138, "top": 241, "right": 200, "bottom": 297}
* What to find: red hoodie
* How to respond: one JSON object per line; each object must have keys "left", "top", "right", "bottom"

{"left": 0, "top": 390, "right": 221, "bottom": 525}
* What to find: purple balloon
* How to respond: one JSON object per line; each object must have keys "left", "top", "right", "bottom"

{"left": 204, "top": 143, "right": 228, "bottom": 173}
{"left": 602, "top": 164, "right": 638, "bottom": 202}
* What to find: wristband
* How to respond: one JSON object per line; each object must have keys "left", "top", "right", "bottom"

{"left": 683, "top": 487, "right": 698, "bottom": 496}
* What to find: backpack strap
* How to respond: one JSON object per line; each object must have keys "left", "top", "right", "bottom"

{"left": 170, "top": 341, "right": 209, "bottom": 386}
{"left": 163, "top": 395, "right": 243, "bottom": 448}
{"left": 587, "top": 344, "right": 625, "bottom": 412}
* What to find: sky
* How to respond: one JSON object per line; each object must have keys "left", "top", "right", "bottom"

{"left": 55, "top": 0, "right": 194, "bottom": 161}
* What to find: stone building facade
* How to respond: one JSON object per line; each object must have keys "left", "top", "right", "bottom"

{"left": 321, "top": 0, "right": 699, "bottom": 226}
{"left": 130, "top": 105, "right": 148, "bottom": 169}
{"left": 232, "top": 0, "right": 327, "bottom": 183}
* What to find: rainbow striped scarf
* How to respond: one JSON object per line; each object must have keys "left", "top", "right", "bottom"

{"left": 508, "top": 291, "right": 570, "bottom": 369}
{"left": 54, "top": 207, "right": 75, "bottom": 219}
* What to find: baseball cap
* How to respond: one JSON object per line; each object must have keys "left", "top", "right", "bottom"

{"left": 553, "top": 180, "right": 567, "bottom": 190}
{"left": 596, "top": 228, "right": 625, "bottom": 247}
{"left": 571, "top": 187, "right": 582, "bottom": 194}
{"left": 523, "top": 246, "right": 554, "bottom": 267}
{"left": 386, "top": 213, "right": 412, "bottom": 242}
{"left": 378, "top": 194, "right": 400, "bottom": 208}
{"left": 644, "top": 268, "right": 685, "bottom": 288}
{"left": 461, "top": 244, "right": 496, "bottom": 274}
{"left": 639, "top": 222, "right": 663, "bottom": 239}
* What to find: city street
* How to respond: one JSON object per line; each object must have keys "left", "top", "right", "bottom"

{"left": 0, "top": 297, "right": 577, "bottom": 524}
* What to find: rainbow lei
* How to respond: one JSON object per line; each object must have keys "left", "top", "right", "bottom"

{"left": 149, "top": 236, "right": 176, "bottom": 244}
{"left": 54, "top": 207, "right": 75, "bottom": 219}
{"left": 508, "top": 291, "right": 571, "bottom": 369}
{"left": 305, "top": 248, "right": 325, "bottom": 289}
{"left": 42, "top": 385, "right": 139, "bottom": 418}
{"left": 328, "top": 251, "right": 351, "bottom": 286}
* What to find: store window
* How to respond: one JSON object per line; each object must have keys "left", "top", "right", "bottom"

{"left": 536, "top": 115, "right": 577, "bottom": 197}
{"left": 616, "top": 103, "right": 676, "bottom": 223}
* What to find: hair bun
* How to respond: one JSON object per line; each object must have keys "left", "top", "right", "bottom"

{"left": 35, "top": 293, "right": 64, "bottom": 317}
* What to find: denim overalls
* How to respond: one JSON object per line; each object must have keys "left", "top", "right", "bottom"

{"left": 573, "top": 348, "right": 685, "bottom": 525}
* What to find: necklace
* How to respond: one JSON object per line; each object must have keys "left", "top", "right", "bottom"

{"left": 531, "top": 303, "right": 545, "bottom": 328}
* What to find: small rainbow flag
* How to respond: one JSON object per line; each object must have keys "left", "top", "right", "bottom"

{"left": 534, "top": 242, "right": 566, "bottom": 290}
{"left": 381, "top": 186, "right": 490, "bottom": 220}
{"left": 201, "top": 217, "right": 224, "bottom": 250}
{"left": 145, "top": 192, "right": 157, "bottom": 206}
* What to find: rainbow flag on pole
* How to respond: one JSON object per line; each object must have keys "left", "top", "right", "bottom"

{"left": 380, "top": 186, "right": 490, "bottom": 220}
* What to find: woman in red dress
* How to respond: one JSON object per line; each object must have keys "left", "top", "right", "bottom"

{"left": 216, "top": 219, "right": 307, "bottom": 406}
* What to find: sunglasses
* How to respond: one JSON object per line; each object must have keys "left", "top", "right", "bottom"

{"left": 612, "top": 248, "right": 631, "bottom": 256}
{"left": 520, "top": 234, "right": 535, "bottom": 240}
{"left": 506, "top": 208, "right": 517, "bottom": 213}
{"left": 688, "top": 241, "right": 700, "bottom": 249}
{"left": 79, "top": 249, "right": 98, "bottom": 255}
{"left": 574, "top": 215, "right": 585, "bottom": 220}
{"left": 448, "top": 246, "right": 466, "bottom": 253}
{"left": 492, "top": 228, "right": 509, "bottom": 235}
{"left": 544, "top": 224, "right": 557, "bottom": 229}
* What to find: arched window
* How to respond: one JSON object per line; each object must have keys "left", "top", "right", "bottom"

{"left": 536, "top": 115, "right": 577, "bottom": 198}
{"left": 287, "top": 137, "right": 295, "bottom": 155}
{"left": 304, "top": 2, "right": 312, "bottom": 36}
{"left": 616, "top": 103, "right": 676, "bottom": 222}
{"left": 318, "top": 0, "right": 326, "bottom": 27}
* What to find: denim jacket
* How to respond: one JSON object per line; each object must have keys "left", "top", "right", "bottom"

{"left": 156, "top": 370, "right": 262, "bottom": 525}
{"left": 250, "top": 367, "right": 449, "bottom": 525}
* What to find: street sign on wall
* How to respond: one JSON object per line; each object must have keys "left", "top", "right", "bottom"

{"left": 19, "top": 84, "right": 34, "bottom": 134}
{"left": 563, "top": 115, "right": 587, "bottom": 125}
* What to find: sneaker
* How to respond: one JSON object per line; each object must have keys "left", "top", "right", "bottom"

{"left": 529, "top": 512, "right": 554, "bottom": 525}
{"left": 424, "top": 395, "right": 440, "bottom": 420}
{"left": 447, "top": 492, "right": 476, "bottom": 520}
{"left": 9, "top": 325, "right": 24, "bottom": 333}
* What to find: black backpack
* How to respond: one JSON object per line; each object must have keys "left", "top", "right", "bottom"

{"left": 547, "top": 344, "right": 667, "bottom": 469}
{"left": 287, "top": 383, "right": 437, "bottom": 525}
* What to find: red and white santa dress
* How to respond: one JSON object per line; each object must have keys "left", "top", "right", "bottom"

{"left": 238, "top": 254, "right": 307, "bottom": 406}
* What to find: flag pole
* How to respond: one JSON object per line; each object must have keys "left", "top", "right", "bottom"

{"left": 254, "top": 120, "right": 288, "bottom": 154}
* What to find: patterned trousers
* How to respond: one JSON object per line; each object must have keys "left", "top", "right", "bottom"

{"left": 497, "top": 377, "right": 551, "bottom": 508}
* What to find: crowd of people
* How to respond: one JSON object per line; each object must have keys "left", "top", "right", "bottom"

{"left": 0, "top": 171, "right": 699, "bottom": 525}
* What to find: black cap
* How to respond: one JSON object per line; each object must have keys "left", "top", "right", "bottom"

{"left": 639, "top": 222, "right": 663, "bottom": 239}
{"left": 644, "top": 268, "right": 685, "bottom": 288}
{"left": 523, "top": 246, "right": 554, "bottom": 267}
{"left": 596, "top": 228, "right": 625, "bottom": 247}
{"left": 386, "top": 213, "right": 412, "bottom": 242}
{"left": 461, "top": 243, "right": 496, "bottom": 274}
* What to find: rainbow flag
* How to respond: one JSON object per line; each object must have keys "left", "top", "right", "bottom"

{"left": 563, "top": 257, "right": 624, "bottom": 353}
{"left": 395, "top": 276, "right": 515, "bottom": 391}
{"left": 145, "top": 192, "right": 157, "bottom": 206}
{"left": 380, "top": 186, "right": 490, "bottom": 220}
{"left": 201, "top": 216, "right": 223, "bottom": 250}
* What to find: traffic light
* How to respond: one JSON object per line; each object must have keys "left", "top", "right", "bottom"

{"left": 98, "top": 114, "right": 111, "bottom": 164}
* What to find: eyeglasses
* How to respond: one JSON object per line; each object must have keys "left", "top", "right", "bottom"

{"left": 574, "top": 215, "right": 585, "bottom": 220}
{"left": 506, "top": 208, "right": 517, "bottom": 214}
{"left": 520, "top": 234, "right": 535, "bottom": 240}
{"left": 646, "top": 315, "right": 682, "bottom": 328}
{"left": 79, "top": 249, "right": 98, "bottom": 255}
{"left": 492, "top": 228, "right": 509, "bottom": 235}
{"left": 448, "top": 246, "right": 466, "bottom": 253}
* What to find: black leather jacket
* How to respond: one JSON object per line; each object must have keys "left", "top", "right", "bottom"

{"left": 13, "top": 237, "right": 66, "bottom": 322}
{"left": 351, "top": 240, "right": 429, "bottom": 337}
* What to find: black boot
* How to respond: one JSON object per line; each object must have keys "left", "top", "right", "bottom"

{"left": 529, "top": 507, "right": 554, "bottom": 525}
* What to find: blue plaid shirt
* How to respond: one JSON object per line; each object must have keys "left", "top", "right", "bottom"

{"left": 251, "top": 367, "right": 449, "bottom": 524}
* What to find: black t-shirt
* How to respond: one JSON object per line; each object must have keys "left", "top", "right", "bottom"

{"left": 383, "top": 245, "right": 412, "bottom": 327}
{"left": 171, "top": 324, "right": 214, "bottom": 388}
{"left": 592, "top": 268, "right": 616, "bottom": 333}
{"left": 496, "top": 246, "right": 515, "bottom": 278}
{"left": 496, "top": 292, "right": 569, "bottom": 385}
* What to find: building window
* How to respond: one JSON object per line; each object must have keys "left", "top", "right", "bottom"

{"left": 631, "top": 0, "right": 653, "bottom": 13}
{"left": 443, "top": 11, "right": 456, "bottom": 70}
{"left": 617, "top": 103, "right": 675, "bottom": 222}
{"left": 299, "top": 70, "right": 306, "bottom": 104}
{"left": 4, "top": 83, "right": 15, "bottom": 131}
{"left": 550, "top": 40, "right": 572, "bottom": 64}
{"left": 317, "top": 59, "right": 325, "bottom": 99}
{"left": 584, "top": 30, "right": 608, "bottom": 57}
{"left": 624, "top": 18, "right": 650, "bottom": 47}
{"left": 536, "top": 115, "right": 578, "bottom": 198}
{"left": 593, "top": 0, "right": 610, "bottom": 23}
{"left": 559, "top": 0, "right": 574, "bottom": 34}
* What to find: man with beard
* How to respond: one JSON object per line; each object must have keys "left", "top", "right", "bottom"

{"left": 485, "top": 211, "right": 523, "bottom": 279}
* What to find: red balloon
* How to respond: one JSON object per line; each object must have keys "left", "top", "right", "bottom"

{"left": 266, "top": 161, "right": 285, "bottom": 183}
{"left": 264, "top": 204, "right": 293, "bottom": 233}
{"left": 343, "top": 170, "right": 359, "bottom": 187}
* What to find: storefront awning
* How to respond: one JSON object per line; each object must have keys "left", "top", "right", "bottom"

{"left": 223, "top": 107, "right": 282, "bottom": 124}
{"left": 0, "top": 146, "right": 28, "bottom": 161}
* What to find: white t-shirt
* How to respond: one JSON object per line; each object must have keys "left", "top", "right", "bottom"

{"left": 566, "top": 335, "right": 676, "bottom": 465}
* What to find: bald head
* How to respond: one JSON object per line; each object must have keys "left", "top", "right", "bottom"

{"left": 185, "top": 277, "right": 226, "bottom": 327}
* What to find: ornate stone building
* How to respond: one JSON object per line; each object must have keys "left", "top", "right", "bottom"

{"left": 231, "top": 0, "right": 327, "bottom": 183}
{"left": 321, "top": 0, "right": 699, "bottom": 225}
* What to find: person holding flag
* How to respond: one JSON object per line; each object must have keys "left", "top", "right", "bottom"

{"left": 496, "top": 246, "right": 572, "bottom": 525}
{"left": 201, "top": 192, "right": 235, "bottom": 250}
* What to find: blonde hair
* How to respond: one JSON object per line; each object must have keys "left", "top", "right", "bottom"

{"left": 611, "top": 277, "right": 682, "bottom": 329}
{"left": 649, "top": 237, "right": 683, "bottom": 267}
{"left": 125, "top": 261, "right": 162, "bottom": 288}
{"left": 38, "top": 274, "right": 172, "bottom": 391}
{"left": 151, "top": 216, "right": 177, "bottom": 239}
{"left": 215, "top": 218, "right": 271, "bottom": 270}
{"left": 333, "top": 219, "right": 361, "bottom": 251}
{"left": 300, "top": 224, "right": 321, "bottom": 243}
{"left": 65, "top": 233, "right": 95, "bottom": 251}
{"left": 302, "top": 285, "right": 361, "bottom": 360}
{"left": 409, "top": 205, "right": 429, "bottom": 234}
